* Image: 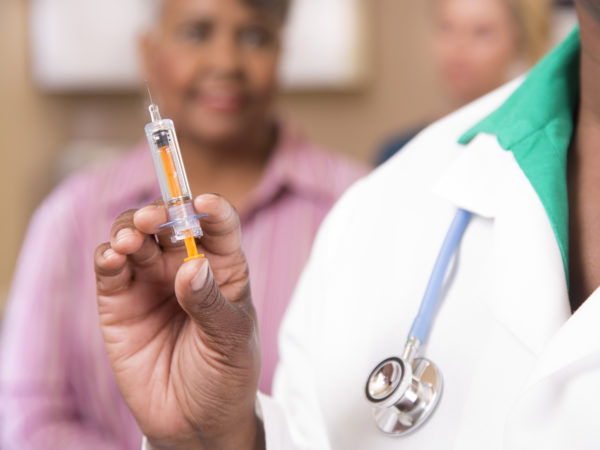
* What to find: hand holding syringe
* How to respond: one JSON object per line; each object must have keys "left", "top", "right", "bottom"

{"left": 144, "top": 88, "right": 206, "bottom": 261}
{"left": 95, "top": 170, "right": 262, "bottom": 450}
{"left": 95, "top": 92, "right": 261, "bottom": 450}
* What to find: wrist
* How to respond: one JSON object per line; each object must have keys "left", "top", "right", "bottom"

{"left": 144, "top": 414, "right": 265, "bottom": 450}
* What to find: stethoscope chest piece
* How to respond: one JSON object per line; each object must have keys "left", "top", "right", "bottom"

{"left": 366, "top": 355, "right": 443, "bottom": 436}
{"left": 365, "top": 209, "right": 471, "bottom": 437}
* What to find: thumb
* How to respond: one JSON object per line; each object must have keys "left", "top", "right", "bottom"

{"left": 174, "top": 258, "right": 254, "bottom": 347}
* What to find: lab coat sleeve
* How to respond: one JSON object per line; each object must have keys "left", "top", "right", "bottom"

{"left": 266, "top": 258, "right": 332, "bottom": 449}
{"left": 263, "top": 179, "right": 370, "bottom": 450}
{"left": 256, "top": 393, "right": 298, "bottom": 449}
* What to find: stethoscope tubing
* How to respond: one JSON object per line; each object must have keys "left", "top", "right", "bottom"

{"left": 408, "top": 209, "right": 472, "bottom": 344}
{"left": 366, "top": 208, "right": 473, "bottom": 436}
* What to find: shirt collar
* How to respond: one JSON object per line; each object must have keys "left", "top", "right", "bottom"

{"left": 458, "top": 27, "right": 580, "bottom": 281}
{"left": 238, "top": 122, "right": 339, "bottom": 221}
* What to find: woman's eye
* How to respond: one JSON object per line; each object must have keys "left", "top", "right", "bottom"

{"left": 239, "top": 27, "right": 273, "bottom": 48}
{"left": 179, "top": 22, "right": 212, "bottom": 43}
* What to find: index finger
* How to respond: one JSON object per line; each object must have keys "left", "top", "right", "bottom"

{"left": 193, "top": 194, "right": 242, "bottom": 256}
{"left": 132, "top": 202, "right": 180, "bottom": 250}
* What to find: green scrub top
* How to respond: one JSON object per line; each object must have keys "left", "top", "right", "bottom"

{"left": 459, "top": 28, "right": 580, "bottom": 281}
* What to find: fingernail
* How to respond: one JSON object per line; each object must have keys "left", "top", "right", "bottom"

{"left": 103, "top": 248, "right": 116, "bottom": 260}
{"left": 116, "top": 228, "right": 133, "bottom": 243}
{"left": 190, "top": 259, "right": 210, "bottom": 292}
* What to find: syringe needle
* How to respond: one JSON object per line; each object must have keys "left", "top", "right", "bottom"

{"left": 145, "top": 80, "right": 154, "bottom": 105}
{"left": 146, "top": 82, "right": 162, "bottom": 122}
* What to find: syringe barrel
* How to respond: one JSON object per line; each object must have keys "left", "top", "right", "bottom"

{"left": 145, "top": 118, "right": 192, "bottom": 205}
{"left": 145, "top": 118, "right": 202, "bottom": 242}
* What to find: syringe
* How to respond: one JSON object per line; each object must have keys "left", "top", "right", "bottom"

{"left": 144, "top": 88, "right": 206, "bottom": 261}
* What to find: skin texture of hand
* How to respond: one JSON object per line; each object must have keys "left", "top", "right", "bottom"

{"left": 94, "top": 194, "right": 264, "bottom": 450}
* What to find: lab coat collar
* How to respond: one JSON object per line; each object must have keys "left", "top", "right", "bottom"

{"left": 433, "top": 129, "right": 571, "bottom": 356}
{"left": 431, "top": 132, "right": 509, "bottom": 219}
{"left": 424, "top": 28, "right": 599, "bottom": 432}
{"left": 432, "top": 105, "right": 599, "bottom": 394}
{"left": 428, "top": 29, "right": 583, "bottom": 356}
{"left": 432, "top": 136, "right": 594, "bottom": 375}
{"left": 458, "top": 27, "right": 580, "bottom": 281}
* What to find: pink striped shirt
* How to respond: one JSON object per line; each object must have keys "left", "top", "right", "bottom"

{"left": 0, "top": 123, "right": 367, "bottom": 449}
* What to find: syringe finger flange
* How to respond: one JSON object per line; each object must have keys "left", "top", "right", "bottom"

{"left": 157, "top": 214, "right": 209, "bottom": 231}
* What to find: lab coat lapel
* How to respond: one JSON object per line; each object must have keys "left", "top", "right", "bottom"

{"left": 491, "top": 141, "right": 571, "bottom": 355}
{"left": 524, "top": 287, "right": 600, "bottom": 385}
{"left": 433, "top": 133, "right": 571, "bottom": 356}
{"left": 504, "top": 289, "right": 600, "bottom": 449}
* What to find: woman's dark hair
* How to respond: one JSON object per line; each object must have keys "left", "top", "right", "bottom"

{"left": 244, "top": 0, "right": 291, "bottom": 22}
{"left": 149, "top": 0, "right": 292, "bottom": 27}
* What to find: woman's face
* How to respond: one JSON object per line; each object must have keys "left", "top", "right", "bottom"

{"left": 141, "top": 0, "right": 282, "bottom": 147}
{"left": 433, "top": 0, "right": 520, "bottom": 106}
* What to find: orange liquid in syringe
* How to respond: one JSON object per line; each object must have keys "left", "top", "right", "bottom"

{"left": 158, "top": 145, "right": 184, "bottom": 199}
{"left": 158, "top": 143, "right": 204, "bottom": 260}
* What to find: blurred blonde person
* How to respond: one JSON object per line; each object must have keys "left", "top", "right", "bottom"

{"left": 376, "top": 0, "right": 550, "bottom": 164}
{"left": 434, "top": 0, "right": 550, "bottom": 107}
{"left": 0, "top": 0, "right": 366, "bottom": 448}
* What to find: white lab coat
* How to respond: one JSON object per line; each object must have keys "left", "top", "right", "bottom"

{"left": 257, "top": 78, "right": 600, "bottom": 449}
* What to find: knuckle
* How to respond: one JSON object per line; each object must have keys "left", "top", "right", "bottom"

{"left": 94, "top": 264, "right": 119, "bottom": 278}
{"left": 200, "top": 277, "right": 222, "bottom": 312}
{"left": 110, "top": 209, "right": 138, "bottom": 234}
{"left": 94, "top": 246, "right": 113, "bottom": 274}
{"left": 218, "top": 315, "right": 256, "bottom": 357}
{"left": 94, "top": 242, "right": 110, "bottom": 261}
{"left": 115, "top": 208, "right": 138, "bottom": 223}
{"left": 230, "top": 311, "right": 255, "bottom": 343}
{"left": 129, "top": 238, "right": 161, "bottom": 266}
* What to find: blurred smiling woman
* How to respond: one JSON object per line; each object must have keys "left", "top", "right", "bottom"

{"left": 0, "top": 0, "right": 366, "bottom": 448}
{"left": 142, "top": 0, "right": 285, "bottom": 187}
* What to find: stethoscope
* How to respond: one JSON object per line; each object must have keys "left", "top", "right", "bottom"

{"left": 365, "top": 208, "right": 472, "bottom": 436}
